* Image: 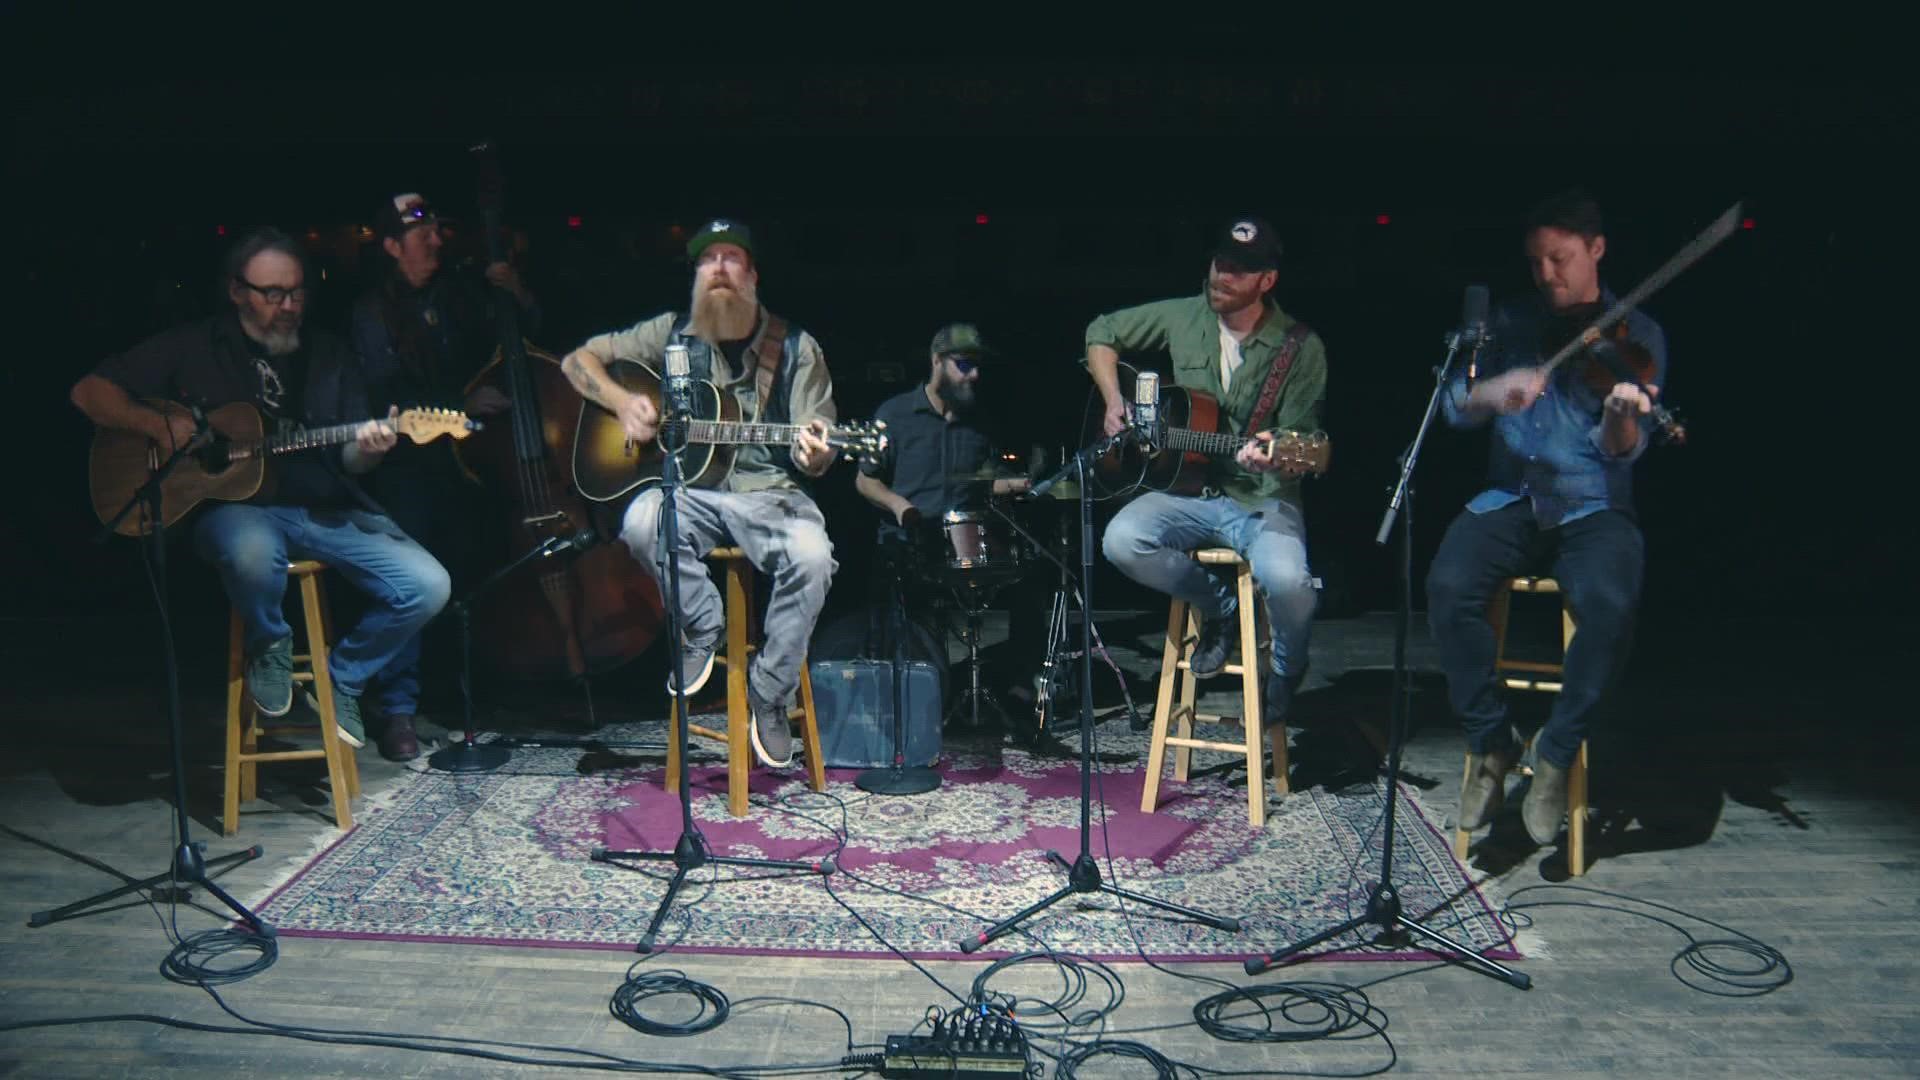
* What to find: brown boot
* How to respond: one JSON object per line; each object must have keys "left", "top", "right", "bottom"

{"left": 378, "top": 714, "right": 421, "bottom": 762}
{"left": 1522, "top": 759, "right": 1569, "bottom": 845}
{"left": 1458, "top": 747, "right": 1515, "bottom": 831}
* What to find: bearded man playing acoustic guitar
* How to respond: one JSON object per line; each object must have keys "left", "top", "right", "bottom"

{"left": 560, "top": 219, "right": 839, "bottom": 770}
{"left": 70, "top": 227, "right": 452, "bottom": 750}
{"left": 1084, "top": 217, "right": 1328, "bottom": 770}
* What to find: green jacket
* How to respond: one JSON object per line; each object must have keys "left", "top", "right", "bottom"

{"left": 1085, "top": 291, "right": 1327, "bottom": 509}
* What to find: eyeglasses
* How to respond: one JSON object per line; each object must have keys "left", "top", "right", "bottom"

{"left": 946, "top": 354, "right": 982, "bottom": 374}
{"left": 239, "top": 280, "right": 308, "bottom": 305}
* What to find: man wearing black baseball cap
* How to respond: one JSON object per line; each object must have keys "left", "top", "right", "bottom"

{"left": 349, "top": 190, "right": 540, "bottom": 761}
{"left": 560, "top": 218, "right": 842, "bottom": 770}
{"left": 1082, "top": 216, "right": 1329, "bottom": 790}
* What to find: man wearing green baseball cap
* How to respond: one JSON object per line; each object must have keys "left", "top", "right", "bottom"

{"left": 561, "top": 218, "right": 841, "bottom": 770}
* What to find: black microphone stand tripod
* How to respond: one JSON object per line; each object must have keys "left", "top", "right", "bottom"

{"left": 32, "top": 422, "right": 270, "bottom": 933}
{"left": 1243, "top": 321, "right": 1529, "bottom": 989}
{"left": 959, "top": 426, "right": 1239, "bottom": 953}
{"left": 591, "top": 367, "right": 831, "bottom": 953}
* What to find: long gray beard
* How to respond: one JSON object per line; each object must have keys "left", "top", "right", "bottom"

{"left": 690, "top": 286, "right": 759, "bottom": 344}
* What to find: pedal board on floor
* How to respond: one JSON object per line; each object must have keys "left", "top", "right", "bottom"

{"left": 880, "top": 1026, "right": 1029, "bottom": 1078}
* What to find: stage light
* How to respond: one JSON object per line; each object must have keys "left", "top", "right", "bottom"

{"left": 216, "top": 225, "right": 226, "bottom": 237}
{"left": 568, "top": 216, "right": 582, "bottom": 229}
{"left": 1375, "top": 213, "right": 1391, "bottom": 226}
{"left": 975, "top": 213, "right": 990, "bottom": 225}
{"left": 1742, "top": 217, "right": 1755, "bottom": 230}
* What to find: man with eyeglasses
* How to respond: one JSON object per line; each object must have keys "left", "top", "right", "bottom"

{"left": 1082, "top": 217, "right": 1328, "bottom": 786}
{"left": 855, "top": 324, "right": 1050, "bottom": 736}
{"left": 71, "top": 227, "right": 452, "bottom": 752}
{"left": 561, "top": 219, "right": 840, "bottom": 770}
{"left": 349, "top": 192, "right": 540, "bottom": 760}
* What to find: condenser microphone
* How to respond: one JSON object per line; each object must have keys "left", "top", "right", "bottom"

{"left": 663, "top": 343, "right": 694, "bottom": 420}
{"left": 1451, "top": 284, "right": 1491, "bottom": 348}
{"left": 1132, "top": 370, "right": 1160, "bottom": 451}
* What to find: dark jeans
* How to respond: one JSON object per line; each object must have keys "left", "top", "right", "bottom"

{"left": 1425, "top": 501, "right": 1643, "bottom": 769}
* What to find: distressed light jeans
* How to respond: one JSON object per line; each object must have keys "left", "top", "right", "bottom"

{"left": 1101, "top": 492, "right": 1317, "bottom": 679}
{"left": 621, "top": 485, "right": 837, "bottom": 706}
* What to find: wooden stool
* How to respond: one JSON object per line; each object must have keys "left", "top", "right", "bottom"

{"left": 223, "top": 560, "right": 361, "bottom": 834}
{"left": 1141, "top": 549, "right": 1284, "bottom": 827}
{"left": 1453, "top": 576, "right": 1590, "bottom": 874}
{"left": 667, "top": 546, "right": 828, "bottom": 817}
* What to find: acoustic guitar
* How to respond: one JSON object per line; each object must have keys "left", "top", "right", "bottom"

{"left": 571, "top": 358, "right": 888, "bottom": 503}
{"left": 1079, "top": 361, "right": 1330, "bottom": 500}
{"left": 90, "top": 400, "right": 480, "bottom": 536}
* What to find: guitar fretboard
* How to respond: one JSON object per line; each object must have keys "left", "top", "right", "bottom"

{"left": 1165, "top": 428, "right": 1258, "bottom": 456}
{"left": 685, "top": 420, "right": 814, "bottom": 445}
{"left": 227, "top": 420, "right": 382, "bottom": 461}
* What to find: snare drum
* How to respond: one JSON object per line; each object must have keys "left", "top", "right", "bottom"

{"left": 939, "top": 510, "right": 1014, "bottom": 571}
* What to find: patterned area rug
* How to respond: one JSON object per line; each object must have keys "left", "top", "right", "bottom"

{"left": 250, "top": 719, "right": 1528, "bottom": 963}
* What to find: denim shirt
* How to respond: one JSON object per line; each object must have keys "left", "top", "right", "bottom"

{"left": 1441, "top": 287, "right": 1668, "bottom": 528}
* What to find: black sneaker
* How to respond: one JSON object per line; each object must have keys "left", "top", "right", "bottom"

{"left": 747, "top": 683, "right": 796, "bottom": 768}
{"left": 247, "top": 636, "right": 294, "bottom": 717}
{"left": 1188, "top": 606, "right": 1237, "bottom": 678}
{"left": 1262, "top": 666, "right": 1308, "bottom": 729}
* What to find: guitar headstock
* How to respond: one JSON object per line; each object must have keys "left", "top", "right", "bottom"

{"left": 395, "top": 408, "right": 483, "bottom": 443}
{"left": 827, "top": 420, "right": 889, "bottom": 461}
{"left": 1266, "top": 429, "right": 1331, "bottom": 476}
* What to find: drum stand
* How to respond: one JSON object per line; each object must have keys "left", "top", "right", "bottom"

{"left": 944, "top": 580, "right": 1009, "bottom": 732}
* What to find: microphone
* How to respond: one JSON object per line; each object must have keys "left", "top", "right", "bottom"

{"left": 543, "top": 527, "right": 598, "bottom": 558}
{"left": 1131, "top": 370, "right": 1160, "bottom": 452}
{"left": 663, "top": 343, "right": 694, "bottom": 420}
{"left": 1450, "top": 284, "right": 1491, "bottom": 349}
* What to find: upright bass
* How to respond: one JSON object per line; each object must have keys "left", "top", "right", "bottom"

{"left": 453, "top": 140, "right": 662, "bottom": 680}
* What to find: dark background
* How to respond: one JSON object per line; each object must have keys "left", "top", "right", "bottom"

{"left": 6, "top": 47, "right": 1907, "bottom": 692}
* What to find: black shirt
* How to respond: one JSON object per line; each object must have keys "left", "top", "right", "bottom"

{"left": 94, "top": 312, "right": 373, "bottom": 511}
{"left": 860, "top": 383, "right": 998, "bottom": 520}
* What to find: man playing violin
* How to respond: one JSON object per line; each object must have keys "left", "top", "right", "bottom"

{"left": 1083, "top": 217, "right": 1328, "bottom": 767}
{"left": 70, "top": 227, "right": 451, "bottom": 751}
{"left": 1430, "top": 188, "right": 1667, "bottom": 848}
{"left": 560, "top": 219, "right": 838, "bottom": 769}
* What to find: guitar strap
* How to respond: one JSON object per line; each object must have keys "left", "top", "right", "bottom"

{"left": 1246, "top": 321, "right": 1313, "bottom": 436}
{"left": 750, "top": 311, "right": 790, "bottom": 422}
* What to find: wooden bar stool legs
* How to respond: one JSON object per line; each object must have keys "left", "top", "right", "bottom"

{"left": 666, "top": 548, "right": 827, "bottom": 817}
{"left": 1452, "top": 576, "right": 1589, "bottom": 874}
{"left": 1141, "top": 549, "right": 1282, "bottom": 827}
{"left": 223, "top": 560, "right": 360, "bottom": 834}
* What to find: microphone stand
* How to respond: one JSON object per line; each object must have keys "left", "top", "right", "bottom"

{"left": 1243, "top": 328, "right": 1529, "bottom": 989}
{"left": 32, "top": 425, "right": 270, "bottom": 932}
{"left": 591, "top": 396, "right": 830, "bottom": 954}
{"left": 427, "top": 531, "right": 591, "bottom": 773}
{"left": 959, "top": 427, "right": 1239, "bottom": 953}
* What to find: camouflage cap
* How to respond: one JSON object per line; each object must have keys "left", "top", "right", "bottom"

{"left": 929, "top": 322, "right": 996, "bottom": 358}
{"left": 687, "top": 218, "right": 754, "bottom": 261}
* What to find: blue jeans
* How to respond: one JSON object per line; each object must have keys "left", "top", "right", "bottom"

{"left": 1101, "top": 492, "right": 1317, "bottom": 678}
{"left": 193, "top": 505, "right": 452, "bottom": 703}
{"left": 1425, "top": 501, "right": 1643, "bottom": 769}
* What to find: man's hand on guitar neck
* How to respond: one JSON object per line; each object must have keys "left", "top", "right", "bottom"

{"left": 345, "top": 406, "right": 400, "bottom": 473}
{"left": 1236, "top": 431, "right": 1309, "bottom": 477}
{"left": 793, "top": 418, "right": 836, "bottom": 478}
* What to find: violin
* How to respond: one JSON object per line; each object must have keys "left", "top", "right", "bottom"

{"left": 1543, "top": 306, "right": 1687, "bottom": 446}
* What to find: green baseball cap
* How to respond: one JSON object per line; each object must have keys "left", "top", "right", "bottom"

{"left": 930, "top": 322, "right": 996, "bottom": 359}
{"left": 687, "top": 218, "right": 754, "bottom": 261}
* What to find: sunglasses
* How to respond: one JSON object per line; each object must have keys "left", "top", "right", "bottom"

{"left": 946, "top": 353, "right": 984, "bottom": 374}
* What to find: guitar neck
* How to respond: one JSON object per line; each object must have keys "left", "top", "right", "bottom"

{"left": 1163, "top": 426, "right": 1256, "bottom": 456}
{"left": 685, "top": 419, "right": 813, "bottom": 446}
{"left": 225, "top": 419, "right": 368, "bottom": 461}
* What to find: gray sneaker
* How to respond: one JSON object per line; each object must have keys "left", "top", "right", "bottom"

{"left": 303, "top": 687, "right": 366, "bottom": 749}
{"left": 666, "top": 635, "right": 717, "bottom": 698}
{"left": 747, "top": 683, "right": 795, "bottom": 768}
{"left": 247, "top": 637, "right": 294, "bottom": 717}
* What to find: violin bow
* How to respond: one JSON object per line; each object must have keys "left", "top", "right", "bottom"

{"left": 1539, "top": 200, "right": 1745, "bottom": 378}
